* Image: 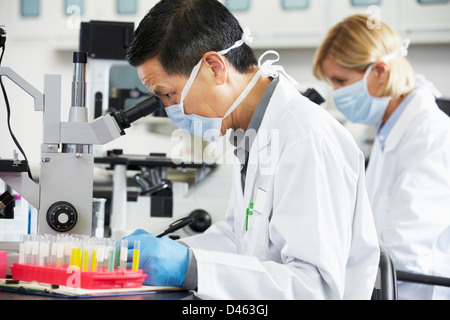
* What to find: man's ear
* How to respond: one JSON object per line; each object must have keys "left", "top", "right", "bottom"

{"left": 203, "top": 52, "right": 228, "bottom": 85}
{"left": 373, "top": 60, "right": 390, "bottom": 85}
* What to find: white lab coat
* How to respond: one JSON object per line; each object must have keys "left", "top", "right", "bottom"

{"left": 366, "top": 86, "right": 450, "bottom": 300}
{"left": 182, "top": 76, "right": 380, "bottom": 300}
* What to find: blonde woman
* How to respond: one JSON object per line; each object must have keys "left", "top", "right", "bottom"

{"left": 313, "top": 14, "right": 450, "bottom": 300}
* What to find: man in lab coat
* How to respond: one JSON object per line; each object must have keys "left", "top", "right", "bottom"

{"left": 123, "top": 0, "right": 380, "bottom": 300}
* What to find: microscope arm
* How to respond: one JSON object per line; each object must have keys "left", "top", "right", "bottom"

{"left": 1, "top": 53, "right": 161, "bottom": 235}
{"left": 0, "top": 67, "right": 46, "bottom": 209}
{"left": 61, "top": 114, "right": 122, "bottom": 145}
{"left": 60, "top": 96, "right": 162, "bottom": 145}
{"left": 0, "top": 67, "right": 44, "bottom": 111}
{"left": 0, "top": 172, "right": 40, "bottom": 209}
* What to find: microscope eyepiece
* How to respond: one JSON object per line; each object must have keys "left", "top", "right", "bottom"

{"left": 0, "top": 192, "right": 14, "bottom": 212}
{"left": 124, "top": 96, "right": 162, "bottom": 123}
{"left": 71, "top": 51, "right": 88, "bottom": 108}
{"left": 0, "top": 25, "right": 6, "bottom": 47}
{"left": 73, "top": 52, "right": 88, "bottom": 64}
{"left": 112, "top": 96, "right": 163, "bottom": 134}
{"left": 302, "top": 88, "right": 325, "bottom": 105}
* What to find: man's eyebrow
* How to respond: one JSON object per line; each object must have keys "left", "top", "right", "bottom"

{"left": 141, "top": 76, "right": 169, "bottom": 96}
{"left": 141, "top": 82, "right": 159, "bottom": 96}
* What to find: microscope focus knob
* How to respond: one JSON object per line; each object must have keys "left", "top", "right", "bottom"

{"left": 46, "top": 202, "right": 78, "bottom": 233}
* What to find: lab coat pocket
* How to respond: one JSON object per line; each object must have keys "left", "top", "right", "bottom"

{"left": 244, "top": 211, "right": 269, "bottom": 261}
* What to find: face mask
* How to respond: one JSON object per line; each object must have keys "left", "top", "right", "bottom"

{"left": 166, "top": 29, "right": 298, "bottom": 141}
{"left": 333, "top": 65, "right": 392, "bottom": 126}
{"left": 333, "top": 39, "right": 410, "bottom": 126}
{"left": 166, "top": 28, "right": 259, "bottom": 141}
{"left": 165, "top": 69, "right": 263, "bottom": 141}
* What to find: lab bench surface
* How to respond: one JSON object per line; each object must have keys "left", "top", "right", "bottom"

{"left": 0, "top": 290, "right": 194, "bottom": 300}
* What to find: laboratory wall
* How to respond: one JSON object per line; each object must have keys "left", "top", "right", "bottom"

{"left": 0, "top": 0, "right": 449, "bottom": 188}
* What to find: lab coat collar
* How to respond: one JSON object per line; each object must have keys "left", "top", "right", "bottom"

{"left": 243, "top": 76, "right": 297, "bottom": 196}
{"left": 235, "top": 75, "right": 298, "bottom": 234}
{"left": 228, "top": 75, "right": 294, "bottom": 155}
{"left": 253, "top": 75, "right": 296, "bottom": 151}
{"left": 377, "top": 89, "right": 418, "bottom": 152}
{"left": 383, "top": 86, "right": 436, "bottom": 153}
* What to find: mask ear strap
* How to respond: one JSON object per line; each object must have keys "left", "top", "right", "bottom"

{"left": 179, "top": 27, "right": 254, "bottom": 111}
{"left": 223, "top": 69, "right": 263, "bottom": 119}
{"left": 381, "top": 38, "right": 411, "bottom": 62}
{"left": 364, "top": 64, "right": 374, "bottom": 81}
{"left": 258, "top": 50, "right": 299, "bottom": 85}
{"left": 179, "top": 59, "right": 203, "bottom": 110}
{"left": 218, "top": 27, "right": 253, "bottom": 56}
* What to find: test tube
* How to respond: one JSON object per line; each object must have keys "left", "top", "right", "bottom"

{"left": 84, "top": 239, "right": 94, "bottom": 272}
{"left": 107, "top": 240, "right": 116, "bottom": 272}
{"left": 81, "top": 239, "right": 89, "bottom": 272}
{"left": 56, "top": 239, "right": 65, "bottom": 268}
{"left": 96, "top": 240, "right": 105, "bottom": 272}
{"left": 103, "top": 240, "right": 111, "bottom": 272}
{"left": 70, "top": 246, "right": 82, "bottom": 269}
{"left": 63, "top": 238, "right": 72, "bottom": 266}
{"left": 38, "top": 236, "right": 50, "bottom": 267}
{"left": 49, "top": 236, "right": 58, "bottom": 267}
{"left": 31, "top": 235, "right": 39, "bottom": 265}
{"left": 119, "top": 240, "right": 128, "bottom": 271}
{"left": 24, "top": 235, "right": 32, "bottom": 264}
{"left": 91, "top": 241, "right": 98, "bottom": 272}
{"left": 114, "top": 246, "right": 120, "bottom": 269}
{"left": 46, "top": 235, "right": 54, "bottom": 266}
{"left": 132, "top": 241, "right": 140, "bottom": 272}
{"left": 18, "top": 234, "right": 26, "bottom": 264}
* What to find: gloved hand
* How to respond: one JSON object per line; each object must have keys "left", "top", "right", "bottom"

{"left": 123, "top": 229, "right": 189, "bottom": 287}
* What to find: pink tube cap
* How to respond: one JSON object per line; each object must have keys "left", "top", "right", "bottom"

{"left": 0, "top": 251, "right": 7, "bottom": 279}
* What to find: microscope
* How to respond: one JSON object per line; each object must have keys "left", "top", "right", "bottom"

{"left": 0, "top": 38, "right": 162, "bottom": 236}
{"left": 0, "top": 190, "right": 15, "bottom": 220}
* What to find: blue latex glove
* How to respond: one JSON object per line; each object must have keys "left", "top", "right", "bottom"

{"left": 123, "top": 229, "right": 189, "bottom": 287}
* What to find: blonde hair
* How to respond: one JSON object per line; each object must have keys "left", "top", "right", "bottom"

{"left": 313, "top": 14, "right": 415, "bottom": 98}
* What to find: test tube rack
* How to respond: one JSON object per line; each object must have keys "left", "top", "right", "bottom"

{"left": 9, "top": 235, "right": 145, "bottom": 290}
{"left": 10, "top": 264, "right": 146, "bottom": 290}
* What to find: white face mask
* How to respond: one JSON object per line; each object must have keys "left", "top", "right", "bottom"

{"left": 165, "top": 29, "right": 298, "bottom": 141}
{"left": 333, "top": 39, "right": 410, "bottom": 126}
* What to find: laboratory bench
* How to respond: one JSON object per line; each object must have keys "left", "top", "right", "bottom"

{"left": 0, "top": 290, "right": 194, "bottom": 300}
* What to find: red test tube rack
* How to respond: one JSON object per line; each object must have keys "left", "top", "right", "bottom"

{"left": 9, "top": 234, "right": 146, "bottom": 290}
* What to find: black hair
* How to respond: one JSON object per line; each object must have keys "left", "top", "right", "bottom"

{"left": 126, "top": 0, "right": 257, "bottom": 76}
